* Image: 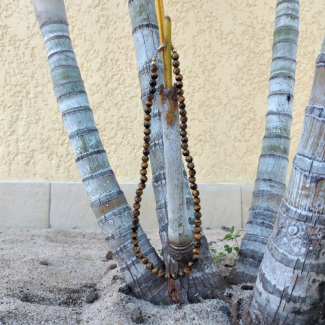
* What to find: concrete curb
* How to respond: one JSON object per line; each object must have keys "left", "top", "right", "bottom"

{"left": 0, "top": 181, "right": 253, "bottom": 230}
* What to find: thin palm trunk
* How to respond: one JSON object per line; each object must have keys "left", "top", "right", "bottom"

{"left": 229, "top": 0, "right": 300, "bottom": 284}
{"left": 129, "top": 0, "right": 229, "bottom": 302}
{"left": 243, "top": 36, "right": 325, "bottom": 325}
{"left": 32, "top": 0, "right": 171, "bottom": 304}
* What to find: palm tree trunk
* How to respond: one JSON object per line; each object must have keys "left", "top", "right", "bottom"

{"left": 129, "top": 0, "right": 229, "bottom": 302}
{"left": 242, "top": 35, "right": 325, "bottom": 325}
{"left": 228, "top": 0, "right": 300, "bottom": 284}
{"left": 32, "top": 0, "right": 171, "bottom": 304}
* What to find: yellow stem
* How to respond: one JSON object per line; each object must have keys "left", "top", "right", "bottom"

{"left": 163, "top": 16, "right": 172, "bottom": 88}
{"left": 155, "top": 0, "right": 165, "bottom": 45}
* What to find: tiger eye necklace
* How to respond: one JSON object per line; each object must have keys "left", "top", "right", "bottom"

{"left": 130, "top": 45, "right": 202, "bottom": 281}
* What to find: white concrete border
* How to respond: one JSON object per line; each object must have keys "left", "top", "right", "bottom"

{"left": 0, "top": 181, "right": 253, "bottom": 230}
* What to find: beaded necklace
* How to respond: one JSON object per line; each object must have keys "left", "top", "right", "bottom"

{"left": 130, "top": 45, "right": 202, "bottom": 281}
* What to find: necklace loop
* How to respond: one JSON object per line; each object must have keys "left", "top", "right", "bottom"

{"left": 130, "top": 45, "right": 202, "bottom": 281}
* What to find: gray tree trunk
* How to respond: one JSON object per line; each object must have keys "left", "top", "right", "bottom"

{"left": 228, "top": 0, "right": 300, "bottom": 285}
{"left": 129, "top": 0, "right": 229, "bottom": 303}
{"left": 32, "top": 0, "right": 229, "bottom": 305}
{"left": 242, "top": 35, "right": 325, "bottom": 325}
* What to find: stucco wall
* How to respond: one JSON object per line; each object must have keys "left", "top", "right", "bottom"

{"left": 0, "top": 0, "right": 324, "bottom": 184}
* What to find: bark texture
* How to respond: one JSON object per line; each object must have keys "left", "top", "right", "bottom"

{"left": 32, "top": 0, "right": 170, "bottom": 304}
{"left": 229, "top": 0, "right": 300, "bottom": 284}
{"left": 129, "top": 0, "right": 229, "bottom": 303}
{"left": 243, "top": 37, "right": 325, "bottom": 325}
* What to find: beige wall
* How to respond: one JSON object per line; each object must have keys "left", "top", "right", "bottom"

{"left": 0, "top": 0, "right": 324, "bottom": 184}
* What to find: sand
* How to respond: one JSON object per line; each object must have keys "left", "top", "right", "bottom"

{"left": 0, "top": 228, "right": 253, "bottom": 325}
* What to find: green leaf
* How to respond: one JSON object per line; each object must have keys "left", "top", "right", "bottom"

{"left": 234, "top": 247, "right": 239, "bottom": 252}
{"left": 226, "top": 248, "right": 233, "bottom": 254}
{"left": 224, "top": 245, "right": 229, "bottom": 249}
{"left": 231, "top": 226, "right": 235, "bottom": 234}
{"left": 224, "top": 234, "right": 232, "bottom": 240}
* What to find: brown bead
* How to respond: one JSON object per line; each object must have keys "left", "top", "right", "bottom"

{"left": 194, "top": 226, "right": 201, "bottom": 233}
{"left": 193, "top": 240, "right": 201, "bottom": 247}
{"left": 186, "top": 156, "right": 193, "bottom": 162}
{"left": 192, "top": 190, "right": 200, "bottom": 197}
{"left": 183, "top": 150, "right": 190, "bottom": 156}
{"left": 140, "top": 176, "right": 147, "bottom": 183}
{"left": 172, "top": 53, "right": 179, "bottom": 60}
{"left": 150, "top": 65, "right": 158, "bottom": 73}
{"left": 151, "top": 72, "right": 158, "bottom": 79}
{"left": 141, "top": 162, "right": 148, "bottom": 169}
{"left": 173, "top": 60, "right": 180, "bottom": 67}
{"left": 144, "top": 129, "right": 151, "bottom": 135}
{"left": 131, "top": 238, "right": 138, "bottom": 245}
{"left": 146, "top": 262, "right": 153, "bottom": 270}
{"left": 134, "top": 196, "right": 142, "bottom": 203}
{"left": 179, "top": 109, "right": 187, "bottom": 116}
{"left": 187, "top": 162, "right": 194, "bottom": 169}
{"left": 136, "top": 252, "right": 143, "bottom": 259}
{"left": 144, "top": 114, "right": 151, "bottom": 121}
{"left": 194, "top": 219, "right": 201, "bottom": 226}
{"left": 180, "top": 130, "right": 187, "bottom": 137}
{"left": 183, "top": 266, "right": 191, "bottom": 274}
{"left": 181, "top": 136, "right": 188, "bottom": 143}
{"left": 132, "top": 217, "right": 139, "bottom": 225}
{"left": 131, "top": 224, "right": 138, "bottom": 231}
{"left": 193, "top": 248, "right": 200, "bottom": 255}
{"left": 194, "top": 233, "right": 202, "bottom": 240}
{"left": 145, "top": 100, "right": 153, "bottom": 107}
{"left": 180, "top": 123, "right": 187, "bottom": 130}
{"left": 133, "top": 202, "right": 140, "bottom": 210}
{"left": 151, "top": 267, "right": 159, "bottom": 275}
{"left": 136, "top": 189, "right": 143, "bottom": 196}
{"left": 149, "top": 79, "right": 157, "bottom": 87}
{"left": 179, "top": 102, "right": 186, "bottom": 109}
{"left": 177, "top": 89, "right": 184, "bottom": 96}
{"left": 144, "top": 107, "right": 152, "bottom": 114}
{"left": 192, "top": 255, "right": 200, "bottom": 263}
{"left": 189, "top": 176, "right": 196, "bottom": 183}
{"left": 149, "top": 87, "right": 156, "bottom": 94}
{"left": 158, "top": 270, "right": 165, "bottom": 278}
{"left": 181, "top": 143, "right": 188, "bottom": 150}
{"left": 141, "top": 163, "right": 148, "bottom": 168}
{"left": 179, "top": 271, "right": 185, "bottom": 278}
{"left": 173, "top": 68, "right": 180, "bottom": 75}
{"left": 178, "top": 96, "right": 185, "bottom": 103}
{"left": 193, "top": 204, "right": 201, "bottom": 211}
{"left": 133, "top": 245, "right": 141, "bottom": 253}
{"left": 144, "top": 121, "right": 151, "bottom": 128}
{"left": 176, "top": 81, "right": 183, "bottom": 89}
{"left": 194, "top": 211, "right": 202, "bottom": 218}
{"left": 165, "top": 272, "right": 171, "bottom": 280}
{"left": 189, "top": 169, "right": 196, "bottom": 176}
{"left": 190, "top": 183, "right": 197, "bottom": 190}
{"left": 142, "top": 156, "right": 149, "bottom": 162}
{"left": 133, "top": 210, "right": 140, "bottom": 217}
{"left": 140, "top": 169, "right": 147, "bottom": 176}
{"left": 144, "top": 135, "right": 150, "bottom": 142}
{"left": 143, "top": 142, "right": 149, "bottom": 149}
{"left": 147, "top": 93, "right": 154, "bottom": 100}
{"left": 188, "top": 261, "right": 196, "bottom": 269}
{"left": 141, "top": 257, "right": 148, "bottom": 264}
{"left": 131, "top": 232, "right": 138, "bottom": 238}
{"left": 181, "top": 116, "right": 188, "bottom": 123}
{"left": 138, "top": 182, "right": 146, "bottom": 190}
{"left": 176, "top": 74, "right": 183, "bottom": 81}
{"left": 171, "top": 272, "right": 178, "bottom": 280}
{"left": 143, "top": 149, "right": 149, "bottom": 156}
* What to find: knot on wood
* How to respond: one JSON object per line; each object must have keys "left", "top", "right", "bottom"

{"left": 167, "top": 280, "right": 180, "bottom": 304}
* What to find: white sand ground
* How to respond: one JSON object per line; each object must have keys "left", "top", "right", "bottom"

{"left": 0, "top": 228, "right": 253, "bottom": 325}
